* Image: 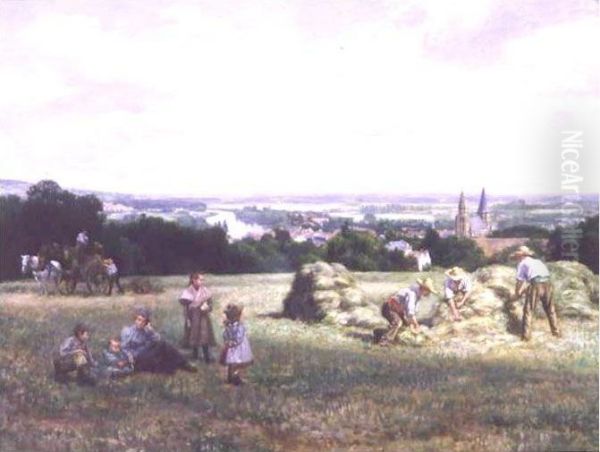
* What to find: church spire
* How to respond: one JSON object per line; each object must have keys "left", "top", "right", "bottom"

{"left": 458, "top": 191, "right": 466, "bottom": 213}
{"left": 455, "top": 191, "right": 470, "bottom": 237}
{"left": 477, "top": 188, "right": 488, "bottom": 216}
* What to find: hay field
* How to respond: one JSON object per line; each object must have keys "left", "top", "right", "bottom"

{"left": 0, "top": 271, "right": 597, "bottom": 451}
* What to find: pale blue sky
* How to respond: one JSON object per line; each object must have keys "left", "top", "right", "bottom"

{"left": 1, "top": 0, "right": 598, "bottom": 196}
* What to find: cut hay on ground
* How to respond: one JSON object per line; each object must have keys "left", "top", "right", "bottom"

{"left": 283, "top": 261, "right": 598, "bottom": 352}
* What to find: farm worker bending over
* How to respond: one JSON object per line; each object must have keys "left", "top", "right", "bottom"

{"left": 443, "top": 266, "right": 473, "bottom": 322}
{"left": 510, "top": 246, "right": 561, "bottom": 341}
{"left": 380, "top": 277, "right": 438, "bottom": 344}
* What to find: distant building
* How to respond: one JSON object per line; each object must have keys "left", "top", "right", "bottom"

{"left": 452, "top": 189, "right": 548, "bottom": 257}
{"left": 455, "top": 188, "right": 492, "bottom": 238}
{"left": 349, "top": 226, "right": 378, "bottom": 236}
{"left": 411, "top": 249, "right": 432, "bottom": 272}
{"left": 290, "top": 228, "right": 337, "bottom": 247}
{"left": 437, "top": 229, "right": 454, "bottom": 238}
{"left": 385, "top": 240, "right": 413, "bottom": 255}
{"left": 474, "top": 237, "right": 548, "bottom": 258}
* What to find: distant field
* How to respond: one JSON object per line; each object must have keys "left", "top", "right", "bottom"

{"left": 0, "top": 273, "right": 597, "bottom": 451}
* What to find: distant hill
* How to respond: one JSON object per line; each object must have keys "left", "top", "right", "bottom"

{"left": 0, "top": 179, "right": 31, "bottom": 197}
{"left": 0, "top": 179, "right": 208, "bottom": 211}
{"left": 1, "top": 178, "right": 597, "bottom": 217}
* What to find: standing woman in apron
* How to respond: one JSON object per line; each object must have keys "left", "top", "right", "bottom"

{"left": 179, "top": 272, "right": 217, "bottom": 363}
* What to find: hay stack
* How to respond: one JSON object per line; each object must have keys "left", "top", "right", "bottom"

{"left": 547, "top": 261, "right": 599, "bottom": 318}
{"left": 282, "top": 262, "right": 382, "bottom": 328}
{"left": 432, "top": 265, "right": 515, "bottom": 326}
{"left": 431, "top": 261, "right": 598, "bottom": 344}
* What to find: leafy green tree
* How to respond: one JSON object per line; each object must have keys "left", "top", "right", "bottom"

{"left": 429, "top": 236, "right": 486, "bottom": 271}
{"left": 488, "top": 240, "right": 548, "bottom": 266}
{"left": 386, "top": 250, "right": 417, "bottom": 271}
{"left": 20, "top": 180, "right": 103, "bottom": 251}
{"left": 326, "top": 230, "right": 384, "bottom": 271}
{"left": 0, "top": 195, "right": 25, "bottom": 280}
{"left": 580, "top": 215, "right": 598, "bottom": 273}
{"left": 546, "top": 215, "right": 598, "bottom": 273}
{"left": 421, "top": 228, "right": 440, "bottom": 250}
{"left": 490, "top": 225, "right": 551, "bottom": 239}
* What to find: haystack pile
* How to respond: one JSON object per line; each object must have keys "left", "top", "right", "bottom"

{"left": 547, "top": 261, "right": 599, "bottom": 317}
{"left": 282, "top": 262, "right": 382, "bottom": 328}
{"left": 430, "top": 261, "right": 598, "bottom": 346}
{"left": 281, "top": 260, "right": 598, "bottom": 351}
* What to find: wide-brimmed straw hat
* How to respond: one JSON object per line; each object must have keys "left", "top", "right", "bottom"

{"left": 510, "top": 245, "right": 535, "bottom": 258}
{"left": 416, "top": 277, "right": 439, "bottom": 295}
{"left": 445, "top": 266, "right": 466, "bottom": 280}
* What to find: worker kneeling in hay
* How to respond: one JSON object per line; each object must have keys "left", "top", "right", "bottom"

{"left": 443, "top": 266, "right": 473, "bottom": 322}
{"left": 377, "top": 277, "right": 438, "bottom": 345}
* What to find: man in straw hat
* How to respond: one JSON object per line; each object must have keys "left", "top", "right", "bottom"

{"left": 443, "top": 266, "right": 473, "bottom": 321}
{"left": 379, "top": 277, "right": 438, "bottom": 344}
{"left": 510, "top": 245, "right": 561, "bottom": 341}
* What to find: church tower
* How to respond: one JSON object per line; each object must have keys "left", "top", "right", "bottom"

{"left": 477, "top": 188, "right": 491, "bottom": 233}
{"left": 455, "top": 191, "right": 471, "bottom": 237}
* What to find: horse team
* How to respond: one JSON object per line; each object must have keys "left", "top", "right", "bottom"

{"left": 20, "top": 231, "right": 122, "bottom": 296}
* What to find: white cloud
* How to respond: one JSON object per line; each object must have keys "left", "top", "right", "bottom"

{"left": 0, "top": 1, "right": 596, "bottom": 196}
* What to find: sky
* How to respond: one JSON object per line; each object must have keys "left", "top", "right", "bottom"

{"left": 0, "top": 0, "right": 598, "bottom": 197}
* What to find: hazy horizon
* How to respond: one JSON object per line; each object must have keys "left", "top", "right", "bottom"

{"left": 1, "top": 1, "right": 598, "bottom": 197}
{"left": 2, "top": 177, "right": 598, "bottom": 201}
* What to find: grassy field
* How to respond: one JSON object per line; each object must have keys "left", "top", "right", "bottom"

{"left": 0, "top": 272, "right": 597, "bottom": 451}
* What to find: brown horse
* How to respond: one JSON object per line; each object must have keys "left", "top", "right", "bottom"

{"left": 59, "top": 244, "right": 110, "bottom": 295}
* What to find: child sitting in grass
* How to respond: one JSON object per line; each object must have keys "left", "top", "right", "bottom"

{"left": 102, "top": 337, "right": 134, "bottom": 379}
{"left": 220, "top": 304, "right": 253, "bottom": 386}
{"left": 53, "top": 322, "right": 98, "bottom": 386}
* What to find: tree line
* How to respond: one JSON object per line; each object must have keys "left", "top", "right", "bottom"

{"left": 1, "top": 180, "right": 597, "bottom": 281}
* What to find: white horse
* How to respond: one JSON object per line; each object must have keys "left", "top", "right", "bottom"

{"left": 20, "top": 255, "right": 63, "bottom": 295}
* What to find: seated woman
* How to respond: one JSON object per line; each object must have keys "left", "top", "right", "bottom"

{"left": 120, "top": 307, "right": 197, "bottom": 374}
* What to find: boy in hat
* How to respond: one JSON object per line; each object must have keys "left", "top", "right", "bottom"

{"left": 380, "top": 277, "right": 438, "bottom": 344}
{"left": 53, "top": 322, "right": 98, "bottom": 385}
{"left": 443, "top": 266, "right": 473, "bottom": 321}
{"left": 511, "top": 246, "right": 561, "bottom": 341}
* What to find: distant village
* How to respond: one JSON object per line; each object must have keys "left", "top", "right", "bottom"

{"left": 2, "top": 178, "right": 593, "bottom": 265}
{"left": 272, "top": 188, "right": 548, "bottom": 260}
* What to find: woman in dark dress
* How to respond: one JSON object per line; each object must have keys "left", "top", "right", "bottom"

{"left": 120, "top": 307, "right": 197, "bottom": 374}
